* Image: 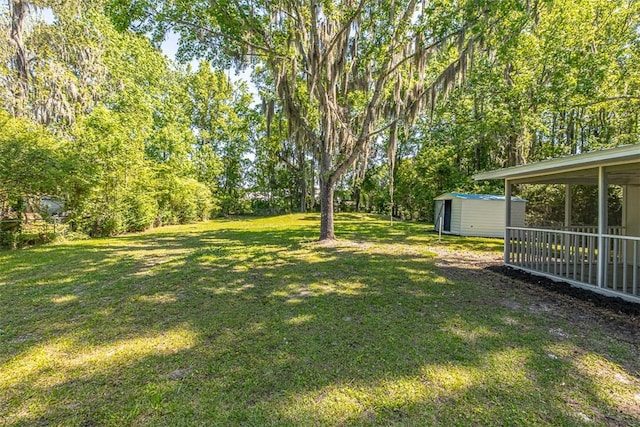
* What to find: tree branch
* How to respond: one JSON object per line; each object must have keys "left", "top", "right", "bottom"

{"left": 570, "top": 96, "right": 640, "bottom": 108}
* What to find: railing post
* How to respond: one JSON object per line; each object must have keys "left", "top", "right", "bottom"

{"left": 622, "top": 185, "right": 627, "bottom": 236}
{"left": 505, "top": 180, "right": 512, "bottom": 264}
{"left": 597, "top": 166, "right": 608, "bottom": 288}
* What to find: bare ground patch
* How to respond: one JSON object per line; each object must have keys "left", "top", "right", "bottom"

{"left": 426, "top": 245, "right": 640, "bottom": 348}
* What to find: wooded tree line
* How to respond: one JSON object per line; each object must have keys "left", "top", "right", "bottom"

{"left": 1, "top": 1, "right": 258, "bottom": 237}
{"left": 1, "top": 0, "right": 639, "bottom": 239}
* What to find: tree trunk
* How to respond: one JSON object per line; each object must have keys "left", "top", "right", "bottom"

{"left": 353, "top": 186, "right": 361, "bottom": 212}
{"left": 298, "top": 150, "right": 307, "bottom": 213}
{"left": 10, "top": 0, "right": 29, "bottom": 117}
{"left": 319, "top": 177, "right": 335, "bottom": 241}
{"left": 309, "top": 154, "right": 316, "bottom": 211}
{"left": 300, "top": 177, "right": 307, "bottom": 212}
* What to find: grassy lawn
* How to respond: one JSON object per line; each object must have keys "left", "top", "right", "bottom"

{"left": 1, "top": 214, "right": 638, "bottom": 426}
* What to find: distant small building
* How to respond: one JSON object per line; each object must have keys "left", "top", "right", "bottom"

{"left": 434, "top": 192, "right": 527, "bottom": 238}
{"left": 40, "top": 196, "right": 64, "bottom": 216}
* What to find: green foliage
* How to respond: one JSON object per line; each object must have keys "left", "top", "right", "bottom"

{"left": 106, "top": 0, "right": 515, "bottom": 239}
{"left": 64, "top": 106, "right": 150, "bottom": 236}
{"left": 386, "top": 0, "right": 640, "bottom": 220}
{"left": 0, "top": 230, "right": 17, "bottom": 249}
{"left": 66, "top": 99, "right": 217, "bottom": 235}
{"left": 251, "top": 104, "right": 313, "bottom": 214}
{"left": 518, "top": 184, "right": 624, "bottom": 227}
{"left": 3, "top": 0, "right": 639, "bottom": 242}
{"left": 1, "top": 6, "right": 257, "bottom": 238}
{"left": 156, "top": 176, "right": 216, "bottom": 225}
{"left": 361, "top": 164, "right": 391, "bottom": 214}
{"left": 123, "top": 191, "right": 158, "bottom": 232}
{"left": 0, "top": 230, "right": 57, "bottom": 249}
{"left": 0, "top": 110, "right": 64, "bottom": 217}
{"left": 187, "top": 62, "right": 254, "bottom": 215}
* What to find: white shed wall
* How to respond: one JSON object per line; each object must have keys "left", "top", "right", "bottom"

{"left": 451, "top": 199, "right": 463, "bottom": 233}
{"left": 457, "top": 199, "right": 526, "bottom": 238}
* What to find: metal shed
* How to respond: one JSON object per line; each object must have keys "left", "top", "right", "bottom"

{"left": 434, "top": 192, "right": 527, "bottom": 238}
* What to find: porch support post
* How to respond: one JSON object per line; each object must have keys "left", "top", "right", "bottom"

{"left": 597, "top": 166, "right": 608, "bottom": 288}
{"left": 622, "top": 185, "right": 627, "bottom": 233}
{"left": 505, "top": 179, "right": 512, "bottom": 264}
{"left": 564, "top": 184, "right": 572, "bottom": 229}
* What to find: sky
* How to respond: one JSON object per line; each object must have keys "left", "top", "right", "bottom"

{"left": 161, "top": 31, "right": 256, "bottom": 95}
{"left": 160, "top": 31, "right": 181, "bottom": 61}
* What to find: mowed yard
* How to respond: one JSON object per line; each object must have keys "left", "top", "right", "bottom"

{"left": 1, "top": 214, "right": 639, "bottom": 426}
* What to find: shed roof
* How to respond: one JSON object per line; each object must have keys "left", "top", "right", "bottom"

{"left": 434, "top": 192, "right": 526, "bottom": 202}
{"left": 472, "top": 144, "right": 640, "bottom": 185}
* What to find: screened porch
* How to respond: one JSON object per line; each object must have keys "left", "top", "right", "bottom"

{"left": 474, "top": 145, "right": 640, "bottom": 304}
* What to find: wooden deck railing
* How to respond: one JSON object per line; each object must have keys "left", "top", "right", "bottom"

{"left": 530, "top": 225, "right": 626, "bottom": 235}
{"left": 506, "top": 227, "right": 639, "bottom": 302}
{"left": 603, "top": 234, "right": 640, "bottom": 296}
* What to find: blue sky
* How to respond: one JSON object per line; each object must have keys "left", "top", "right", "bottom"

{"left": 160, "top": 31, "right": 180, "bottom": 61}
{"left": 161, "top": 31, "right": 257, "bottom": 96}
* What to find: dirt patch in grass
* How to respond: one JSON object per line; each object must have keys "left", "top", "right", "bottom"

{"left": 427, "top": 245, "right": 640, "bottom": 348}
{"left": 490, "top": 265, "right": 640, "bottom": 317}
{"left": 489, "top": 265, "right": 640, "bottom": 352}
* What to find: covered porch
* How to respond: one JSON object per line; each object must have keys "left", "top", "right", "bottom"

{"left": 474, "top": 144, "right": 640, "bottom": 304}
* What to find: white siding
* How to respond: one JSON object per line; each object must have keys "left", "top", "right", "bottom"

{"left": 434, "top": 193, "right": 527, "bottom": 238}
{"left": 451, "top": 199, "right": 462, "bottom": 234}
{"left": 458, "top": 199, "right": 526, "bottom": 238}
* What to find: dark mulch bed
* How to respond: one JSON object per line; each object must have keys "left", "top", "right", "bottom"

{"left": 487, "top": 265, "right": 640, "bottom": 317}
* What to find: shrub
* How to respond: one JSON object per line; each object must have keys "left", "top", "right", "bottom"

{"left": 156, "top": 177, "right": 216, "bottom": 225}
{"left": 0, "top": 231, "right": 57, "bottom": 249}
{"left": 124, "top": 193, "right": 158, "bottom": 232}
{"left": 0, "top": 231, "right": 17, "bottom": 249}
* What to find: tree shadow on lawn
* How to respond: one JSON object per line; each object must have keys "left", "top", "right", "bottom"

{"left": 1, "top": 221, "right": 638, "bottom": 425}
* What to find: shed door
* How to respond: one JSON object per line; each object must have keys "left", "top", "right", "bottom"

{"left": 444, "top": 200, "right": 452, "bottom": 232}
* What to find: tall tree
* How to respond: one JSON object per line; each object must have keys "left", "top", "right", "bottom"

{"left": 108, "top": 0, "right": 529, "bottom": 240}
{"left": 0, "top": 3, "right": 226, "bottom": 234}
{"left": 401, "top": 0, "right": 640, "bottom": 222}
{"left": 186, "top": 62, "right": 254, "bottom": 215}
{"left": 8, "top": 0, "right": 28, "bottom": 116}
{"left": 2, "top": 1, "right": 106, "bottom": 121}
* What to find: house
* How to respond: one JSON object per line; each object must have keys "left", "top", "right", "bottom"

{"left": 433, "top": 192, "right": 527, "bottom": 238}
{"left": 40, "top": 196, "right": 64, "bottom": 216}
{"left": 473, "top": 144, "right": 640, "bottom": 304}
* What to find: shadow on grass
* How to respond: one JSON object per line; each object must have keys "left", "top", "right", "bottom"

{"left": 0, "top": 214, "right": 637, "bottom": 425}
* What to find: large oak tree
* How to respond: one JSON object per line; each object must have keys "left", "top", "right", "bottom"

{"left": 109, "top": 0, "right": 533, "bottom": 240}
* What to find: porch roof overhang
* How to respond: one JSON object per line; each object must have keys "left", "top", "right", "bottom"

{"left": 472, "top": 144, "right": 640, "bottom": 185}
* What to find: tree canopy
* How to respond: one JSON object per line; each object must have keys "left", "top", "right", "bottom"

{"left": 1, "top": 0, "right": 639, "bottom": 243}
{"left": 107, "top": 0, "right": 543, "bottom": 239}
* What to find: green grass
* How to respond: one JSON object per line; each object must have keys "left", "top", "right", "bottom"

{"left": 1, "top": 214, "right": 638, "bottom": 426}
